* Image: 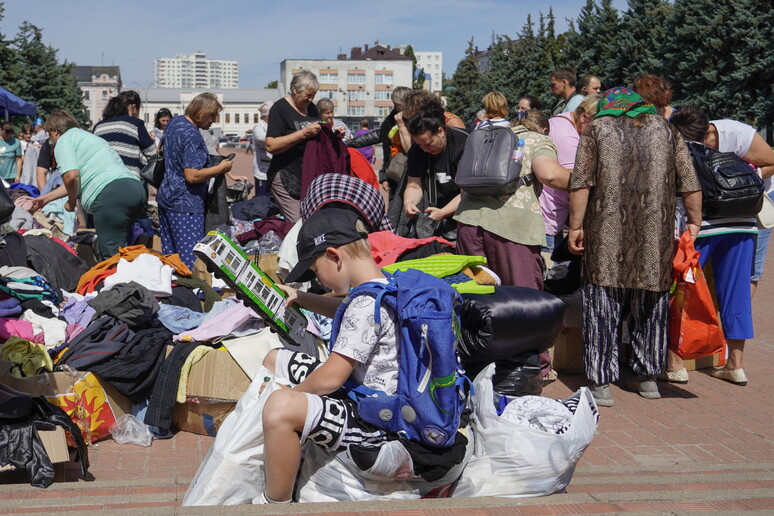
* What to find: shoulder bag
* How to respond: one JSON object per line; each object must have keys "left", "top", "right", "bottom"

{"left": 140, "top": 136, "right": 165, "bottom": 188}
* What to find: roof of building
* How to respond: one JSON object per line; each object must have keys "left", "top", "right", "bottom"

{"left": 358, "top": 45, "right": 411, "bottom": 61}
{"left": 71, "top": 65, "right": 121, "bottom": 83}
{"left": 144, "top": 88, "right": 281, "bottom": 103}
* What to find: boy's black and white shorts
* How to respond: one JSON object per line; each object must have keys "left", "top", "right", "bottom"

{"left": 274, "top": 349, "right": 389, "bottom": 451}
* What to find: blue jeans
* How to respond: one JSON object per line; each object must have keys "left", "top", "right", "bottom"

{"left": 752, "top": 191, "right": 774, "bottom": 282}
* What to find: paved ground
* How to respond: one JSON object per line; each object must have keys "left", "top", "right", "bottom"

{"left": 2, "top": 158, "right": 772, "bottom": 513}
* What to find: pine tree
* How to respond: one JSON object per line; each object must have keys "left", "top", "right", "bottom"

{"left": 446, "top": 39, "right": 484, "bottom": 123}
{"left": 561, "top": 0, "right": 596, "bottom": 72}
{"left": 593, "top": 0, "right": 623, "bottom": 86}
{"left": 615, "top": 0, "right": 672, "bottom": 84}
{"left": 0, "top": 3, "right": 19, "bottom": 96}
{"left": 10, "top": 22, "right": 87, "bottom": 126}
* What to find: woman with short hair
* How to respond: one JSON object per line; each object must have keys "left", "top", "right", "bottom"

{"left": 33, "top": 110, "right": 146, "bottom": 260}
{"left": 266, "top": 70, "right": 321, "bottom": 222}
{"left": 156, "top": 92, "right": 233, "bottom": 268}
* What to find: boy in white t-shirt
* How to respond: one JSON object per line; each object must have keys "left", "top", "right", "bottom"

{"left": 258, "top": 208, "right": 399, "bottom": 504}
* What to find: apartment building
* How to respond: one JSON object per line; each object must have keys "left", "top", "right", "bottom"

{"left": 414, "top": 51, "right": 443, "bottom": 94}
{"left": 153, "top": 52, "right": 238, "bottom": 89}
{"left": 281, "top": 44, "right": 412, "bottom": 131}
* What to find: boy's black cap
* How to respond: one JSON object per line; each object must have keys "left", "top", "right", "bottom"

{"left": 284, "top": 208, "right": 369, "bottom": 284}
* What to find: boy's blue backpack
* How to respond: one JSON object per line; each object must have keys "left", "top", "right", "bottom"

{"left": 329, "top": 268, "right": 470, "bottom": 448}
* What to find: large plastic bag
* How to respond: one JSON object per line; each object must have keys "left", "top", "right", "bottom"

{"left": 182, "top": 367, "right": 280, "bottom": 506}
{"left": 297, "top": 428, "right": 474, "bottom": 502}
{"left": 453, "top": 364, "right": 598, "bottom": 498}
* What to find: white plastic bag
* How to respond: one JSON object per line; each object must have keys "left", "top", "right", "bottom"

{"left": 182, "top": 367, "right": 280, "bottom": 506}
{"left": 109, "top": 414, "right": 153, "bottom": 447}
{"left": 453, "top": 364, "right": 598, "bottom": 498}
{"left": 297, "top": 430, "right": 474, "bottom": 502}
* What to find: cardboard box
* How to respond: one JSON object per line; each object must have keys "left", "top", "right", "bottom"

{"left": 186, "top": 348, "right": 251, "bottom": 401}
{"left": 0, "top": 368, "right": 131, "bottom": 444}
{"left": 249, "top": 253, "right": 281, "bottom": 285}
{"left": 683, "top": 351, "right": 726, "bottom": 371}
{"left": 0, "top": 427, "right": 69, "bottom": 473}
{"left": 549, "top": 326, "right": 585, "bottom": 374}
{"left": 172, "top": 398, "right": 236, "bottom": 436}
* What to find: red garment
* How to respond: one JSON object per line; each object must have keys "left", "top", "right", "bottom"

{"left": 348, "top": 149, "right": 380, "bottom": 190}
{"left": 367, "top": 231, "right": 455, "bottom": 267}
{"left": 300, "top": 124, "right": 350, "bottom": 201}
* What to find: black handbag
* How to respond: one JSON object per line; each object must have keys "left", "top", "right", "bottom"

{"left": 686, "top": 141, "right": 764, "bottom": 218}
{"left": 140, "top": 137, "right": 165, "bottom": 188}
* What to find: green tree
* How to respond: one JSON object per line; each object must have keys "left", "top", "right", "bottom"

{"left": 9, "top": 22, "right": 86, "bottom": 126}
{"left": 0, "top": 3, "right": 18, "bottom": 92}
{"left": 265, "top": 80, "right": 278, "bottom": 88}
{"left": 446, "top": 39, "right": 484, "bottom": 123}
{"left": 615, "top": 0, "right": 672, "bottom": 83}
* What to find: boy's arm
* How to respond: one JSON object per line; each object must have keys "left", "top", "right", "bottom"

{"left": 278, "top": 284, "right": 343, "bottom": 318}
{"left": 293, "top": 352, "right": 356, "bottom": 395}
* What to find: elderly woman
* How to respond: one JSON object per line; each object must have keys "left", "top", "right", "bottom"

{"left": 33, "top": 110, "right": 146, "bottom": 260}
{"left": 632, "top": 74, "right": 676, "bottom": 119}
{"left": 568, "top": 88, "right": 702, "bottom": 406}
{"left": 157, "top": 92, "right": 233, "bottom": 268}
{"left": 266, "top": 70, "right": 321, "bottom": 223}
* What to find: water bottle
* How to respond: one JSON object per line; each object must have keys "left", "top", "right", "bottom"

{"left": 512, "top": 138, "right": 525, "bottom": 162}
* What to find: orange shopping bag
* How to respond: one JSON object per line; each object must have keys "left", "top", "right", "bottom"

{"left": 668, "top": 231, "right": 725, "bottom": 359}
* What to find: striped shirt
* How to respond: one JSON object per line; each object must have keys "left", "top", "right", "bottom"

{"left": 93, "top": 115, "right": 155, "bottom": 176}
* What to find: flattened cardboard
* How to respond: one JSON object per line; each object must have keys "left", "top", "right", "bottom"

{"left": 172, "top": 399, "right": 236, "bottom": 436}
{"left": 549, "top": 326, "right": 584, "bottom": 374}
{"left": 185, "top": 348, "right": 250, "bottom": 401}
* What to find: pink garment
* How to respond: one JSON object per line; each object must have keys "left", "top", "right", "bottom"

{"left": 0, "top": 318, "right": 36, "bottom": 341}
{"left": 173, "top": 300, "right": 262, "bottom": 342}
{"left": 14, "top": 196, "right": 35, "bottom": 212}
{"left": 542, "top": 113, "right": 579, "bottom": 235}
{"left": 367, "top": 231, "right": 455, "bottom": 267}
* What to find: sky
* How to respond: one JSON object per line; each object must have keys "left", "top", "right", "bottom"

{"left": 1, "top": 0, "right": 629, "bottom": 90}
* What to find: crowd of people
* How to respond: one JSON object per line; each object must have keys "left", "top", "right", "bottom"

{"left": 12, "top": 65, "right": 774, "bottom": 415}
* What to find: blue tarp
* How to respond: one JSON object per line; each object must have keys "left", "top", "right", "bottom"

{"left": 0, "top": 87, "right": 36, "bottom": 120}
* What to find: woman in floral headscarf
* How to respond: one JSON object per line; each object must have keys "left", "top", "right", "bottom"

{"left": 567, "top": 87, "right": 703, "bottom": 407}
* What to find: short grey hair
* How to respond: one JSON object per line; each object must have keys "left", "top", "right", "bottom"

{"left": 391, "top": 86, "right": 411, "bottom": 107}
{"left": 290, "top": 70, "right": 319, "bottom": 95}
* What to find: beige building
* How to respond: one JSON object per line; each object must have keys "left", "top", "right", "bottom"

{"left": 281, "top": 45, "right": 412, "bottom": 131}
{"left": 137, "top": 87, "right": 280, "bottom": 136}
{"left": 71, "top": 65, "right": 122, "bottom": 129}
{"left": 153, "top": 52, "right": 238, "bottom": 89}
{"left": 414, "top": 51, "right": 443, "bottom": 94}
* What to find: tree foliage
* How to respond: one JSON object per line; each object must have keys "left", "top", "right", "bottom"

{"left": 446, "top": 0, "right": 773, "bottom": 135}
{"left": 0, "top": 9, "right": 86, "bottom": 127}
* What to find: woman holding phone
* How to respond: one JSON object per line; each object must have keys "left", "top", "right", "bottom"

{"left": 156, "top": 92, "right": 233, "bottom": 268}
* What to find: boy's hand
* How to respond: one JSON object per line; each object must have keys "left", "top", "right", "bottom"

{"left": 277, "top": 284, "right": 299, "bottom": 306}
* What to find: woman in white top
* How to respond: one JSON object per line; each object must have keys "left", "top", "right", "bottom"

{"left": 252, "top": 101, "right": 273, "bottom": 196}
{"left": 668, "top": 107, "right": 774, "bottom": 386}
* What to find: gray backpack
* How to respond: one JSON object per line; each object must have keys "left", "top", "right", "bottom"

{"left": 456, "top": 125, "right": 531, "bottom": 196}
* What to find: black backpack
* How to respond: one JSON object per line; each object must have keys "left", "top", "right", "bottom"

{"left": 686, "top": 141, "right": 764, "bottom": 218}
{"left": 455, "top": 125, "right": 529, "bottom": 196}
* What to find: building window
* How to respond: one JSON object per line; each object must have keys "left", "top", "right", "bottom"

{"left": 375, "top": 106, "right": 390, "bottom": 117}
{"left": 374, "top": 74, "right": 393, "bottom": 85}
{"left": 225, "top": 113, "right": 231, "bottom": 123}
{"left": 347, "top": 106, "right": 365, "bottom": 116}
{"left": 347, "top": 73, "right": 365, "bottom": 84}
{"left": 319, "top": 72, "right": 338, "bottom": 83}
{"left": 435, "top": 64, "right": 439, "bottom": 71}
{"left": 319, "top": 90, "right": 335, "bottom": 99}
{"left": 435, "top": 55, "right": 439, "bottom": 61}
{"left": 101, "top": 90, "right": 108, "bottom": 100}
{"left": 84, "top": 91, "right": 90, "bottom": 100}
{"left": 254, "top": 113, "right": 259, "bottom": 124}
{"left": 144, "top": 113, "right": 149, "bottom": 123}
{"left": 374, "top": 91, "right": 391, "bottom": 100}
{"left": 347, "top": 90, "right": 365, "bottom": 101}
{"left": 235, "top": 113, "right": 240, "bottom": 123}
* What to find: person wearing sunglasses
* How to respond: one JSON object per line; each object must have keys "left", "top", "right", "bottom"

{"left": 0, "top": 122, "right": 22, "bottom": 183}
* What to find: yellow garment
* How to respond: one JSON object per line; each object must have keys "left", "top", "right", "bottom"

{"left": 176, "top": 345, "right": 213, "bottom": 403}
{"left": 2, "top": 336, "right": 53, "bottom": 378}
